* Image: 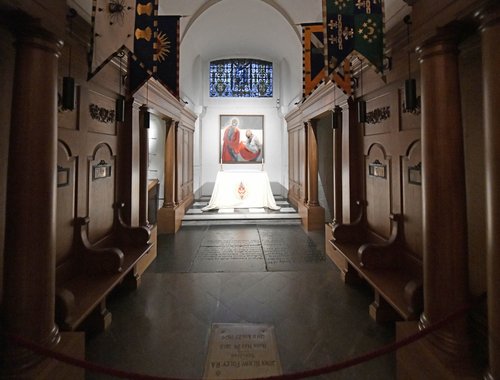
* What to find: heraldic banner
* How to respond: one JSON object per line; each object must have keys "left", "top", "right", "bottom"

{"left": 302, "top": 23, "right": 326, "bottom": 99}
{"left": 89, "top": 0, "right": 135, "bottom": 78}
{"left": 129, "top": 11, "right": 180, "bottom": 97}
{"left": 324, "top": 0, "right": 384, "bottom": 74}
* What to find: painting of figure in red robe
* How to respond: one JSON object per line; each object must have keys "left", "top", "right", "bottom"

{"left": 220, "top": 115, "right": 264, "bottom": 163}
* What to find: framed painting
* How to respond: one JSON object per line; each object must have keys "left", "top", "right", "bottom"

{"left": 220, "top": 114, "right": 264, "bottom": 164}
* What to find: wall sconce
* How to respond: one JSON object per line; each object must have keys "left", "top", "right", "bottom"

{"left": 356, "top": 60, "right": 367, "bottom": 124}
{"left": 115, "top": 96, "right": 125, "bottom": 122}
{"left": 61, "top": 8, "right": 77, "bottom": 111}
{"left": 62, "top": 76, "right": 75, "bottom": 111}
{"left": 115, "top": 50, "right": 125, "bottom": 122}
{"left": 332, "top": 105, "right": 343, "bottom": 129}
{"left": 140, "top": 105, "right": 150, "bottom": 129}
{"left": 404, "top": 15, "right": 418, "bottom": 113}
{"left": 357, "top": 100, "right": 367, "bottom": 123}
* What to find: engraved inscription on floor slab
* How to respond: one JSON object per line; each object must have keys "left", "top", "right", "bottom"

{"left": 201, "top": 239, "right": 262, "bottom": 247}
{"left": 262, "top": 244, "right": 325, "bottom": 270}
{"left": 203, "top": 323, "right": 282, "bottom": 379}
{"left": 191, "top": 246, "right": 266, "bottom": 272}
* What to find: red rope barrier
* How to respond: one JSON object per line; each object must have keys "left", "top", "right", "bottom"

{"left": 3, "top": 294, "right": 485, "bottom": 380}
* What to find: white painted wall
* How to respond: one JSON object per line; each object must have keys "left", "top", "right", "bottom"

{"left": 179, "top": 0, "right": 303, "bottom": 196}
{"left": 148, "top": 113, "right": 166, "bottom": 207}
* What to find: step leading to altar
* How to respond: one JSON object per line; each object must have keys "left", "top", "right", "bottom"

{"left": 182, "top": 196, "right": 301, "bottom": 226}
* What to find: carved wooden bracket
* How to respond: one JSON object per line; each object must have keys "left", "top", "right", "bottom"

{"left": 114, "top": 202, "right": 151, "bottom": 246}
{"left": 75, "top": 216, "right": 125, "bottom": 274}
{"left": 357, "top": 213, "right": 402, "bottom": 269}
{"left": 332, "top": 200, "right": 367, "bottom": 243}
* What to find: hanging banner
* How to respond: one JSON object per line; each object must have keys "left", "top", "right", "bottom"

{"left": 324, "top": 0, "right": 384, "bottom": 74}
{"left": 129, "top": 14, "right": 180, "bottom": 97}
{"left": 129, "top": 0, "right": 158, "bottom": 94}
{"left": 89, "top": 0, "right": 135, "bottom": 79}
{"left": 154, "top": 16, "right": 180, "bottom": 97}
{"left": 302, "top": 23, "right": 326, "bottom": 98}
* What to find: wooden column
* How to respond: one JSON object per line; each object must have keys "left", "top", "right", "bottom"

{"left": 332, "top": 110, "right": 343, "bottom": 225}
{"left": 163, "top": 119, "right": 176, "bottom": 208}
{"left": 138, "top": 105, "right": 150, "bottom": 227}
{"left": 1, "top": 23, "right": 62, "bottom": 371}
{"left": 303, "top": 122, "right": 308, "bottom": 204}
{"left": 157, "top": 119, "right": 178, "bottom": 234}
{"left": 303, "top": 119, "right": 324, "bottom": 230}
{"left": 307, "top": 120, "right": 318, "bottom": 206}
{"left": 174, "top": 122, "right": 179, "bottom": 205}
{"left": 477, "top": 3, "right": 500, "bottom": 379}
{"left": 117, "top": 97, "right": 135, "bottom": 225}
{"left": 417, "top": 26, "right": 470, "bottom": 360}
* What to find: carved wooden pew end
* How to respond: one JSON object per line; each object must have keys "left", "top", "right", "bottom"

{"left": 55, "top": 205, "right": 152, "bottom": 332}
{"left": 330, "top": 201, "right": 423, "bottom": 322}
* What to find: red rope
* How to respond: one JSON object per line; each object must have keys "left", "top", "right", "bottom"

{"left": 3, "top": 294, "right": 485, "bottom": 380}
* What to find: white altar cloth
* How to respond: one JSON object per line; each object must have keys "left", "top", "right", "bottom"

{"left": 202, "top": 170, "right": 280, "bottom": 211}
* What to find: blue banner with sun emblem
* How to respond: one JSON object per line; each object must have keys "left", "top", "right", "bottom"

{"left": 154, "top": 16, "right": 180, "bottom": 97}
{"left": 325, "top": 0, "right": 384, "bottom": 74}
{"left": 129, "top": 0, "right": 157, "bottom": 94}
{"left": 129, "top": 4, "right": 180, "bottom": 97}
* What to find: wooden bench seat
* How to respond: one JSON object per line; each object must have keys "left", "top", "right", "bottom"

{"left": 328, "top": 202, "right": 423, "bottom": 322}
{"left": 56, "top": 204, "right": 152, "bottom": 332}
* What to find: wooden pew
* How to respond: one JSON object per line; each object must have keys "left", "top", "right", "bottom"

{"left": 328, "top": 201, "right": 423, "bottom": 322}
{"left": 55, "top": 203, "right": 152, "bottom": 332}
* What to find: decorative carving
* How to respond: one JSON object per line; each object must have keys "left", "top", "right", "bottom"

{"left": 89, "top": 103, "right": 115, "bottom": 124}
{"left": 368, "top": 159, "right": 387, "bottom": 179}
{"left": 92, "top": 160, "right": 112, "bottom": 180}
{"left": 366, "top": 106, "right": 390, "bottom": 125}
{"left": 57, "top": 165, "right": 70, "bottom": 187}
{"left": 408, "top": 162, "right": 422, "bottom": 185}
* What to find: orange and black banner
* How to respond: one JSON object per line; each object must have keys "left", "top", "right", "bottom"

{"left": 302, "top": 23, "right": 326, "bottom": 99}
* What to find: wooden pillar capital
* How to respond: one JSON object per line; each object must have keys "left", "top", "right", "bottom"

{"left": 417, "top": 25, "right": 461, "bottom": 61}
{"left": 475, "top": 1, "right": 500, "bottom": 31}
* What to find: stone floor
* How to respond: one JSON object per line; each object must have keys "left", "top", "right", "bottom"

{"left": 85, "top": 224, "right": 396, "bottom": 379}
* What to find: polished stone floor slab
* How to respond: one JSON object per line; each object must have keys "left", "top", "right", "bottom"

{"left": 86, "top": 224, "right": 396, "bottom": 380}
{"left": 191, "top": 245, "right": 266, "bottom": 272}
{"left": 203, "top": 323, "right": 282, "bottom": 379}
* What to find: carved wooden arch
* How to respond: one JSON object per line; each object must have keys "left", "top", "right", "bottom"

{"left": 56, "top": 139, "right": 78, "bottom": 264}
{"left": 87, "top": 142, "right": 116, "bottom": 243}
{"left": 402, "top": 139, "right": 423, "bottom": 259}
{"left": 365, "top": 142, "right": 392, "bottom": 238}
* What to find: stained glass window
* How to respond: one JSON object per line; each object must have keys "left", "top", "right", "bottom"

{"left": 209, "top": 59, "right": 273, "bottom": 97}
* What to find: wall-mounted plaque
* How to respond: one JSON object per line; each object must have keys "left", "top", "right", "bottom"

{"left": 57, "top": 165, "right": 70, "bottom": 187}
{"left": 92, "top": 160, "right": 112, "bottom": 180}
{"left": 89, "top": 103, "right": 115, "bottom": 124}
{"left": 366, "top": 106, "right": 390, "bottom": 125}
{"left": 368, "top": 159, "right": 387, "bottom": 179}
{"left": 408, "top": 162, "right": 422, "bottom": 185}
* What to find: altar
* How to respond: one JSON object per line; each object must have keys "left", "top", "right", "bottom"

{"left": 202, "top": 170, "right": 280, "bottom": 211}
